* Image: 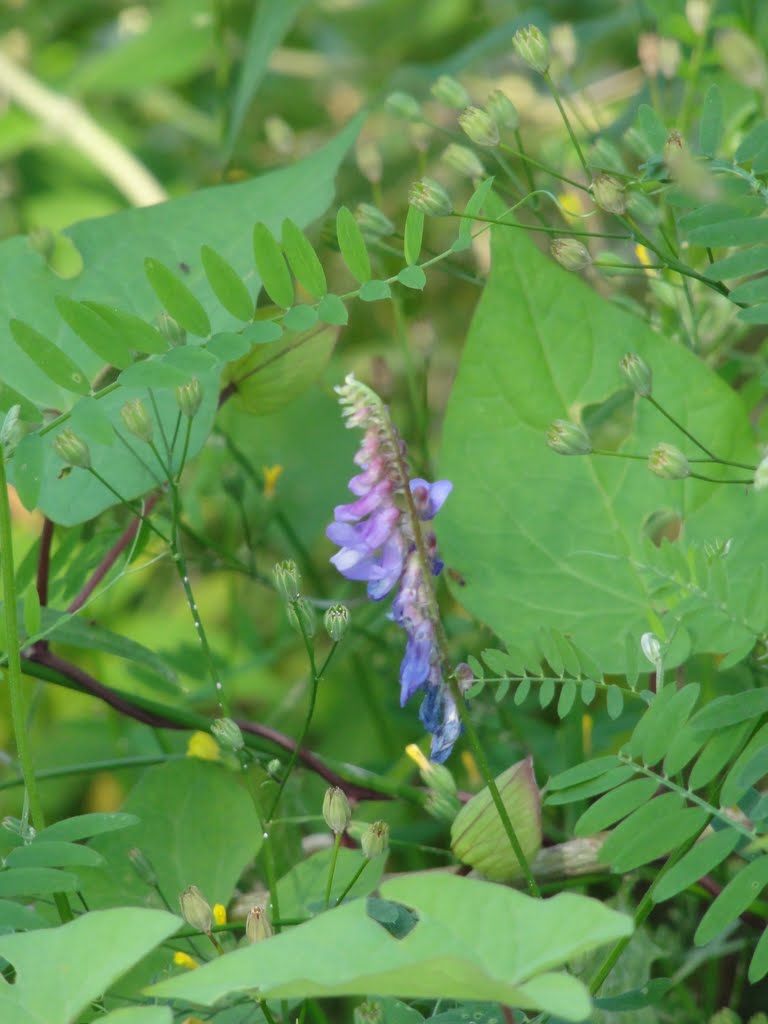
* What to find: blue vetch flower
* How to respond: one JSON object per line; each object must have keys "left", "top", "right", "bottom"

{"left": 326, "top": 373, "right": 462, "bottom": 762}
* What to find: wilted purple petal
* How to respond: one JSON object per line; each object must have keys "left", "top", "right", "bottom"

{"left": 399, "top": 622, "right": 434, "bottom": 704}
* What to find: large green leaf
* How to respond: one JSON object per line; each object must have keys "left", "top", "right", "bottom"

{"left": 78, "top": 759, "right": 262, "bottom": 911}
{"left": 148, "top": 873, "right": 632, "bottom": 1022}
{"left": 0, "top": 907, "right": 180, "bottom": 1024}
{"left": 1, "top": 115, "right": 362, "bottom": 524}
{"left": 439, "top": 215, "right": 758, "bottom": 671}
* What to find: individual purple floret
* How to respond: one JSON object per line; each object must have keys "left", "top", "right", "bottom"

{"left": 326, "top": 373, "right": 461, "bottom": 762}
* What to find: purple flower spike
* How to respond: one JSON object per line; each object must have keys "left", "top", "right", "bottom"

{"left": 326, "top": 373, "right": 461, "bottom": 761}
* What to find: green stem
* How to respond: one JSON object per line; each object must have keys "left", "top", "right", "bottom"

{"left": 543, "top": 71, "right": 590, "bottom": 179}
{"left": 647, "top": 396, "right": 718, "bottom": 460}
{"left": 455, "top": 212, "right": 628, "bottom": 240}
{"left": 0, "top": 454, "right": 45, "bottom": 829}
{"left": 324, "top": 833, "right": 342, "bottom": 909}
{"left": 334, "top": 858, "right": 369, "bottom": 906}
{"left": 0, "top": 453, "right": 73, "bottom": 923}
{"left": 86, "top": 467, "right": 169, "bottom": 545}
{"left": 499, "top": 143, "right": 588, "bottom": 190}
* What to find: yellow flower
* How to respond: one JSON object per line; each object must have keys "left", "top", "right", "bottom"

{"left": 635, "top": 244, "right": 653, "bottom": 268}
{"left": 582, "top": 713, "right": 593, "bottom": 757}
{"left": 213, "top": 903, "right": 227, "bottom": 926}
{"left": 186, "top": 731, "right": 220, "bottom": 761}
{"left": 405, "top": 742, "right": 431, "bottom": 774}
{"left": 460, "top": 750, "right": 482, "bottom": 788}
{"left": 559, "top": 192, "right": 586, "bottom": 221}
{"left": 262, "top": 464, "right": 284, "bottom": 499}
{"left": 173, "top": 951, "right": 199, "bottom": 970}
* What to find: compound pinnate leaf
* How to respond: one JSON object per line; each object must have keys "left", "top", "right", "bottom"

{"left": 55, "top": 296, "right": 133, "bottom": 368}
{"left": 9, "top": 319, "right": 90, "bottom": 396}
{"left": 144, "top": 257, "right": 211, "bottom": 337}
{"left": 336, "top": 205, "right": 371, "bottom": 282}
{"left": 81, "top": 302, "right": 168, "bottom": 355}
{"left": 201, "top": 244, "right": 254, "bottom": 321}
{"left": 652, "top": 829, "right": 741, "bottom": 904}
{"left": 439, "top": 217, "right": 756, "bottom": 671}
{"left": 574, "top": 778, "right": 658, "bottom": 837}
{"left": 695, "top": 855, "right": 768, "bottom": 946}
{"left": 253, "top": 223, "right": 294, "bottom": 308}
{"left": 282, "top": 219, "right": 327, "bottom": 298}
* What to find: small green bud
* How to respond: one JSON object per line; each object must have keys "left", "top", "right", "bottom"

{"left": 51, "top": 428, "right": 92, "bottom": 469}
{"left": 408, "top": 177, "right": 453, "bottom": 217}
{"left": 287, "top": 596, "right": 316, "bottom": 638}
{"left": 361, "top": 820, "right": 390, "bottom": 859}
{"left": 755, "top": 454, "right": 768, "bottom": 492}
{"left": 715, "top": 29, "right": 767, "bottom": 91}
{"left": 264, "top": 115, "right": 295, "bottom": 157}
{"left": 458, "top": 106, "right": 499, "bottom": 148}
{"left": 273, "top": 560, "right": 301, "bottom": 602}
{"left": 649, "top": 443, "right": 690, "bottom": 480}
{"left": 485, "top": 89, "right": 519, "bottom": 129}
{"left": 512, "top": 25, "right": 551, "bottom": 74}
{"left": 619, "top": 352, "right": 652, "bottom": 398}
{"left": 355, "top": 140, "right": 382, "bottom": 185}
{"left": 176, "top": 377, "right": 202, "bottom": 418}
{"left": 747, "top": 1014, "right": 768, "bottom": 1024}
{"left": 128, "top": 846, "right": 158, "bottom": 888}
{"left": 266, "top": 758, "right": 283, "bottom": 780}
{"left": 323, "top": 785, "right": 352, "bottom": 834}
{"left": 355, "top": 203, "right": 395, "bottom": 238}
{"left": 324, "top": 603, "right": 350, "bottom": 641}
{"left": 385, "top": 91, "right": 422, "bottom": 121}
{"left": 451, "top": 756, "right": 542, "bottom": 881}
{"left": 591, "top": 173, "right": 627, "bottom": 216}
{"left": 354, "top": 1002, "right": 384, "bottom": 1024}
{"left": 245, "top": 905, "right": 273, "bottom": 943}
{"left": 546, "top": 419, "right": 592, "bottom": 456}
{"left": 179, "top": 884, "right": 213, "bottom": 934}
{"left": 641, "top": 631, "right": 662, "bottom": 667}
{"left": 120, "top": 398, "right": 153, "bottom": 444}
{"left": 430, "top": 74, "right": 470, "bottom": 110}
{"left": 550, "top": 237, "right": 591, "bottom": 272}
{"left": 708, "top": 1011, "right": 740, "bottom": 1024}
{"left": 441, "top": 143, "right": 485, "bottom": 180}
{"left": 156, "top": 311, "right": 186, "bottom": 347}
{"left": 0, "top": 405, "right": 23, "bottom": 458}
{"left": 406, "top": 743, "right": 460, "bottom": 821}
{"left": 211, "top": 717, "right": 244, "bottom": 752}
{"left": 686, "top": 0, "right": 710, "bottom": 36}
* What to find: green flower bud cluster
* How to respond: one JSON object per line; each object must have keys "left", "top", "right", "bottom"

{"left": 211, "top": 717, "right": 244, "bottom": 752}
{"left": 361, "top": 820, "right": 390, "bottom": 859}
{"left": 619, "top": 352, "right": 652, "bottom": 397}
{"left": 176, "top": 377, "right": 202, "bottom": 418}
{"left": 120, "top": 398, "right": 153, "bottom": 444}
{"left": 458, "top": 106, "right": 499, "bottom": 148}
{"left": 408, "top": 177, "right": 453, "bottom": 217}
{"left": 591, "top": 173, "right": 627, "bottom": 216}
{"left": 546, "top": 420, "right": 592, "bottom": 456}
{"left": 324, "top": 603, "right": 350, "bottom": 641}
{"left": 430, "top": 74, "right": 470, "bottom": 110}
{"left": 323, "top": 786, "right": 352, "bottom": 834}
{"left": 245, "top": 904, "right": 273, "bottom": 943}
{"left": 512, "top": 25, "right": 550, "bottom": 74}
{"left": 550, "top": 238, "right": 591, "bottom": 272}
{"left": 52, "top": 427, "right": 91, "bottom": 469}
{"left": 649, "top": 442, "right": 690, "bottom": 480}
{"left": 179, "top": 884, "right": 213, "bottom": 934}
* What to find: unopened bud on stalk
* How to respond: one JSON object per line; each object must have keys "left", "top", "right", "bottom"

{"left": 245, "top": 905, "right": 273, "bottom": 943}
{"left": 406, "top": 742, "right": 460, "bottom": 821}
{"left": 324, "top": 603, "right": 350, "bottom": 641}
{"left": 52, "top": 428, "right": 91, "bottom": 469}
{"left": 323, "top": 786, "right": 352, "bottom": 834}
{"left": 512, "top": 25, "right": 550, "bottom": 73}
{"left": 619, "top": 352, "right": 653, "bottom": 397}
{"left": 451, "top": 756, "right": 542, "bottom": 881}
{"left": 128, "top": 847, "right": 158, "bottom": 888}
{"left": 385, "top": 91, "right": 422, "bottom": 121}
{"left": 287, "top": 596, "right": 316, "bottom": 638}
{"left": 179, "top": 885, "right": 213, "bottom": 934}
{"left": 355, "top": 141, "right": 382, "bottom": 185}
{"left": 176, "top": 377, "right": 202, "bottom": 418}
{"left": 273, "top": 560, "right": 301, "bottom": 602}
{"left": 354, "top": 1001, "right": 384, "bottom": 1024}
{"left": 120, "top": 398, "right": 153, "bottom": 444}
{"left": 550, "top": 237, "right": 591, "bottom": 271}
{"left": 715, "top": 30, "right": 768, "bottom": 90}
{"left": 755, "top": 454, "right": 768, "bottom": 492}
{"left": 355, "top": 203, "right": 395, "bottom": 238}
{"left": 458, "top": 106, "right": 499, "bottom": 148}
{"left": 430, "top": 74, "right": 470, "bottom": 110}
{"left": 361, "top": 820, "right": 390, "bottom": 859}
{"left": 485, "top": 89, "right": 519, "bottom": 129}
{"left": 441, "top": 143, "right": 485, "bottom": 180}
{"left": 408, "top": 177, "right": 453, "bottom": 217}
{"left": 546, "top": 419, "right": 592, "bottom": 456}
{"left": 157, "top": 311, "right": 186, "bottom": 347}
{"left": 211, "top": 717, "right": 244, "bottom": 752}
{"left": 641, "top": 631, "right": 662, "bottom": 667}
{"left": 663, "top": 130, "right": 686, "bottom": 173}
{"left": 264, "top": 115, "right": 295, "bottom": 157}
{"left": 0, "top": 405, "right": 23, "bottom": 458}
{"left": 591, "top": 173, "right": 627, "bottom": 216}
{"left": 649, "top": 443, "right": 690, "bottom": 480}
{"left": 686, "top": 0, "right": 710, "bottom": 35}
